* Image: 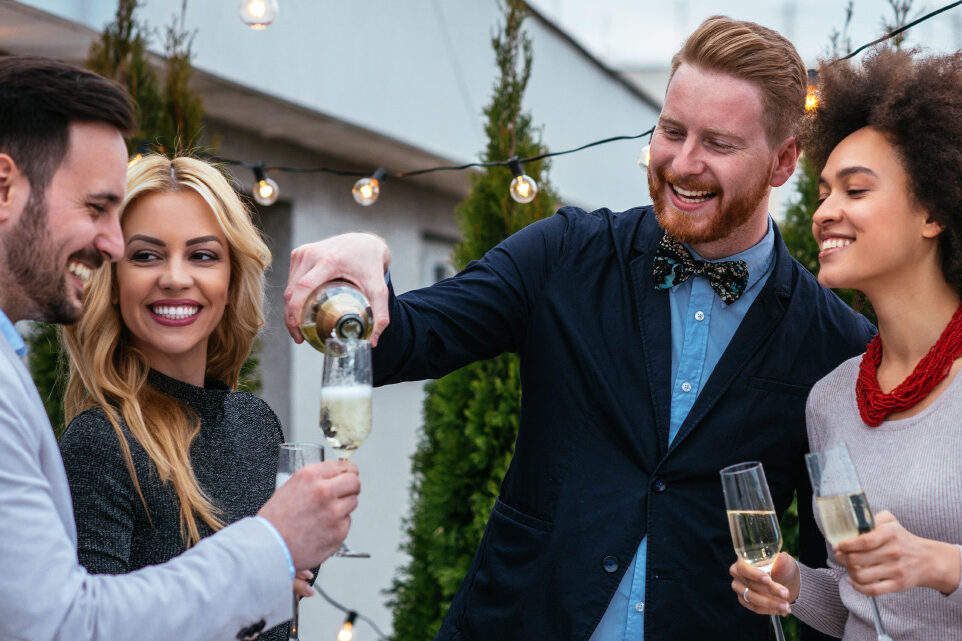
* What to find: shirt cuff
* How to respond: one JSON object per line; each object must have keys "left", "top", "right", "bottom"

{"left": 254, "top": 515, "right": 296, "bottom": 580}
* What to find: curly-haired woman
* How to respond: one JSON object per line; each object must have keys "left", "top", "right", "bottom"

{"left": 729, "top": 47, "right": 962, "bottom": 640}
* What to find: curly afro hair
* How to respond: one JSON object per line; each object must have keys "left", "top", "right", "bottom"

{"left": 803, "top": 48, "right": 962, "bottom": 295}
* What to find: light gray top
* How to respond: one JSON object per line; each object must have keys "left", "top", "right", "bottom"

{"left": 792, "top": 355, "right": 962, "bottom": 640}
{"left": 0, "top": 330, "right": 291, "bottom": 641}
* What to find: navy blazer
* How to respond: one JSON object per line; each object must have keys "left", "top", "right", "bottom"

{"left": 375, "top": 206, "right": 874, "bottom": 641}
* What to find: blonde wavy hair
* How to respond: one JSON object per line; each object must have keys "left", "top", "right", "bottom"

{"left": 62, "top": 154, "right": 272, "bottom": 546}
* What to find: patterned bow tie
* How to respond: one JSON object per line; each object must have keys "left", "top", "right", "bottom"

{"left": 652, "top": 233, "right": 749, "bottom": 305}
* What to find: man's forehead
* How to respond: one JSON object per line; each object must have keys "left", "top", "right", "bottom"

{"left": 56, "top": 122, "right": 128, "bottom": 193}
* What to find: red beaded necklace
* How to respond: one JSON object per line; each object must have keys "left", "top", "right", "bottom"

{"left": 856, "top": 303, "right": 962, "bottom": 426}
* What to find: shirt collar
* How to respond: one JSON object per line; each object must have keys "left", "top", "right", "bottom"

{"left": 685, "top": 216, "right": 776, "bottom": 293}
{"left": 0, "top": 308, "right": 27, "bottom": 358}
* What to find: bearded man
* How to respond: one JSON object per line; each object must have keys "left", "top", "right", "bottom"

{"left": 282, "top": 16, "right": 874, "bottom": 641}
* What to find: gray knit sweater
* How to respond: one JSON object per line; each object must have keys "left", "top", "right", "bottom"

{"left": 59, "top": 369, "right": 290, "bottom": 641}
{"left": 792, "top": 355, "right": 962, "bottom": 640}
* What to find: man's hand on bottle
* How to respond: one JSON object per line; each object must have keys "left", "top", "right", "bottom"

{"left": 285, "top": 233, "right": 392, "bottom": 346}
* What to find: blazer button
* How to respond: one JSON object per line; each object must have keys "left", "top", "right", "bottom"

{"left": 652, "top": 478, "right": 667, "bottom": 493}
{"left": 236, "top": 619, "right": 266, "bottom": 640}
{"left": 602, "top": 555, "right": 619, "bottom": 573}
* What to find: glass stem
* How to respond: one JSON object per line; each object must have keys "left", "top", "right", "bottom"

{"left": 869, "top": 596, "right": 892, "bottom": 641}
{"left": 290, "top": 594, "right": 300, "bottom": 641}
{"left": 770, "top": 614, "right": 786, "bottom": 641}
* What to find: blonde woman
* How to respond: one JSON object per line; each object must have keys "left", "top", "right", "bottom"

{"left": 59, "top": 155, "right": 311, "bottom": 641}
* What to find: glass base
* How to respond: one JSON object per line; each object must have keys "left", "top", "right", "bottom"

{"left": 334, "top": 542, "right": 370, "bottom": 558}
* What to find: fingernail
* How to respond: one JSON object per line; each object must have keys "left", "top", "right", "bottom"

{"left": 782, "top": 604, "right": 791, "bottom": 615}
{"left": 306, "top": 586, "right": 314, "bottom": 596}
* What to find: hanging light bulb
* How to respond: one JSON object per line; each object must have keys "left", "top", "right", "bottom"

{"left": 128, "top": 140, "right": 152, "bottom": 168}
{"left": 238, "top": 0, "right": 279, "bottom": 29}
{"left": 336, "top": 612, "right": 357, "bottom": 641}
{"left": 507, "top": 157, "right": 538, "bottom": 204}
{"left": 805, "top": 68, "right": 820, "bottom": 113}
{"left": 252, "top": 165, "right": 279, "bottom": 206}
{"left": 352, "top": 168, "right": 387, "bottom": 206}
{"left": 637, "top": 144, "right": 651, "bottom": 170}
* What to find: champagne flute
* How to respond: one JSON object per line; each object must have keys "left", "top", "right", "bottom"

{"left": 806, "top": 443, "right": 892, "bottom": 641}
{"left": 720, "top": 461, "right": 786, "bottom": 641}
{"left": 320, "top": 336, "right": 372, "bottom": 558}
{"left": 276, "top": 442, "right": 323, "bottom": 641}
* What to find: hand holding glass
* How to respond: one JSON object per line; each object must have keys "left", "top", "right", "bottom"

{"left": 806, "top": 443, "right": 892, "bottom": 641}
{"left": 320, "top": 337, "right": 372, "bottom": 557}
{"left": 720, "top": 461, "right": 786, "bottom": 641}
{"left": 276, "top": 442, "right": 323, "bottom": 641}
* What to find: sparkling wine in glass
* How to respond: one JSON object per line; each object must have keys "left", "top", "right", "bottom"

{"left": 320, "top": 337, "right": 372, "bottom": 557}
{"left": 806, "top": 443, "right": 892, "bottom": 641}
{"left": 276, "top": 442, "right": 323, "bottom": 641}
{"left": 720, "top": 461, "right": 787, "bottom": 641}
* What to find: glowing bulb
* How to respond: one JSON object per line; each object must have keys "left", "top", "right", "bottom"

{"left": 337, "top": 622, "right": 354, "bottom": 641}
{"left": 805, "top": 68, "right": 819, "bottom": 113}
{"left": 637, "top": 144, "right": 651, "bottom": 169}
{"left": 251, "top": 165, "right": 279, "bottom": 206}
{"left": 337, "top": 612, "right": 357, "bottom": 641}
{"left": 507, "top": 157, "right": 537, "bottom": 204}
{"left": 805, "top": 86, "right": 820, "bottom": 112}
{"left": 352, "top": 169, "right": 387, "bottom": 206}
{"left": 509, "top": 174, "right": 538, "bottom": 203}
{"left": 128, "top": 141, "right": 151, "bottom": 168}
{"left": 238, "top": 0, "right": 278, "bottom": 29}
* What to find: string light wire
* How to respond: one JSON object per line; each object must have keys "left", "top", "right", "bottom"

{"left": 135, "top": 0, "right": 961, "bottom": 205}
{"left": 314, "top": 584, "right": 389, "bottom": 641}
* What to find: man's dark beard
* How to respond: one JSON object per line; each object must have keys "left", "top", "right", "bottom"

{"left": 648, "top": 166, "right": 770, "bottom": 246}
{"left": 4, "top": 191, "right": 81, "bottom": 324}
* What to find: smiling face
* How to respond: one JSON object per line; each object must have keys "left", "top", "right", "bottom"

{"left": 116, "top": 189, "right": 231, "bottom": 381}
{"left": 813, "top": 126, "right": 943, "bottom": 297}
{"left": 0, "top": 122, "right": 126, "bottom": 324}
{"left": 648, "top": 64, "right": 798, "bottom": 259}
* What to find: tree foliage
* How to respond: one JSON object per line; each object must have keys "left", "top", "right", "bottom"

{"left": 387, "top": 2, "right": 557, "bottom": 638}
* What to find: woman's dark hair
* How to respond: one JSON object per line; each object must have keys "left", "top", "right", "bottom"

{"left": 803, "top": 48, "right": 962, "bottom": 295}
{"left": 0, "top": 55, "right": 135, "bottom": 199}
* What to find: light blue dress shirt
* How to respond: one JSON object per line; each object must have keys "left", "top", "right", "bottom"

{"left": 589, "top": 218, "right": 776, "bottom": 641}
{"left": 0, "top": 308, "right": 27, "bottom": 359}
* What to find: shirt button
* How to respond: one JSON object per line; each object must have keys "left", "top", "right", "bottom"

{"left": 652, "top": 478, "right": 667, "bottom": 493}
{"left": 602, "top": 555, "right": 619, "bottom": 573}
{"left": 694, "top": 310, "right": 705, "bottom": 321}
{"left": 635, "top": 601, "right": 645, "bottom": 613}
{"left": 681, "top": 381, "right": 692, "bottom": 392}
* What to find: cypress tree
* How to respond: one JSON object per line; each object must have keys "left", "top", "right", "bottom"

{"left": 387, "top": 2, "right": 557, "bottom": 638}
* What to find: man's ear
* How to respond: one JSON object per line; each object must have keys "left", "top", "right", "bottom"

{"left": 770, "top": 136, "right": 801, "bottom": 188}
{"left": 0, "top": 153, "right": 28, "bottom": 224}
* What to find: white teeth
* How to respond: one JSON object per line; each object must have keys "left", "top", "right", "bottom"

{"left": 151, "top": 305, "right": 199, "bottom": 320}
{"left": 68, "top": 262, "right": 92, "bottom": 283}
{"left": 672, "top": 184, "right": 715, "bottom": 202}
{"left": 821, "top": 238, "right": 853, "bottom": 251}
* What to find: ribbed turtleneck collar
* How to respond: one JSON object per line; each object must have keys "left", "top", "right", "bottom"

{"left": 146, "top": 369, "right": 230, "bottom": 425}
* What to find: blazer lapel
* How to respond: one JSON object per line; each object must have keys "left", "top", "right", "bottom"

{"left": 666, "top": 229, "right": 795, "bottom": 453}
{"left": 630, "top": 216, "right": 673, "bottom": 456}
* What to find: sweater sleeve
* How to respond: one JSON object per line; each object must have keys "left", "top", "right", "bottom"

{"left": 59, "top": 410, "right": 137, "bottom": 574}
{"left": 792, "top": 561, "right": 849, "bottom": 637}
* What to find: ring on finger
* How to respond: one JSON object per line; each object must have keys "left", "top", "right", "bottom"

{"left": 743, "top": 587, "right": 751, "bottom": 604}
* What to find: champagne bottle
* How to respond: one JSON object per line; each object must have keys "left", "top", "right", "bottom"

{"left": 299, "top": 280, "right": 373, "bottom": 350}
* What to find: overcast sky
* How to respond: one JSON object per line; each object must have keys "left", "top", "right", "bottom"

{"left": 527, "top": 0, "right": 962, "bottom": 68}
